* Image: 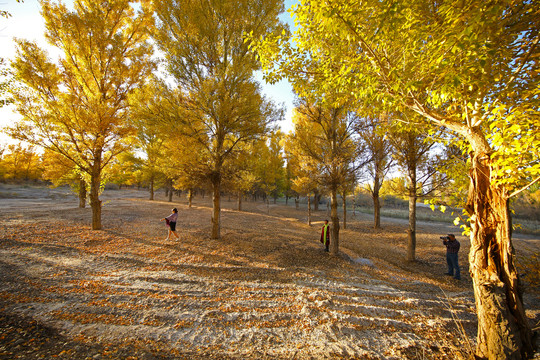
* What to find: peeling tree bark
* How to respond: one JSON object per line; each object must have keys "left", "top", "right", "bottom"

{"left": 467, "top": 151, "right": 534, "bottom": 359}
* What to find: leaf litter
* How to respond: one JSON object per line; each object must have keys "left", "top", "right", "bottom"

{"left": 0, "top": 187, "right": 538, "bottom": 359}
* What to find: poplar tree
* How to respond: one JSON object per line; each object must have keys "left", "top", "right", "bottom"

{"left": 289, "top": 102, "right": 361, "bottom": 255}
{"left": 283, "top": 134, "right": 319, "bottom": 225}
{"left": 358, "top": 116, "right": 393, "bottom": 230}
{"left": 130, "top": 81, "right": 170, "bottom": 201}
{"left": 226, "top": 143, "right": 258, "bottom": 211}
{"left": 386, "top": 115, "right": 447, "bottom": 261}
{"left": 152, "top": 0, "right": 284, "bottom": 239}
{"left": 253, "top": 131, "right": 285, "bottom": 205}
{"left": 8, "top": 0, "right": 154, "bottom": 229}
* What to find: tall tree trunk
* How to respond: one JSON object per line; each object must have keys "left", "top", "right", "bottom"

{"left": 237, "top": 191, "right": 242, "bottom": 211}
{"left": 295, "top": 196, "right": 299, "bottom": 210}
{"left": 372, "top": 158, "right": 383, "bottom": 229}
{"left": 89, "top": 168, "right": 102, "bottom": 230}
{"left": 285, "top": 195, "right": 289, "bottom": 205}
{"left": 314, "top": 192, "right": 320, "bottom": 211}
{"left": 211, "top": 174, "right": 221, "bottom": 239}
{"left": 407, "top": 166, "right": 417, "bottom": 262}
{"left": 342, "top": 192, "right": 347, "bottom": 229}
{"left": 373, "top": 193, "right": 381, "bottom": 229}
{"left": 78, "top": 176, "right": 86, "bottom": 208}
{"left": 467, "top": 152, "right": 534, "bottom": 359}
{"left": 188, "top": 188, "right": 193, "bottom": 208}
{"left": 330, "top": 186, "right": 340, "bottom": 256}
{"left": 307, "top": 195, "right": 312, "bottom": 226}
{"left": 149, "top": 175, "right": 154, "bottom": 201}
{"left": 326, "top": 200, "right": 330, "bottom": 217}
{"left": 168, "top": 179, "right": 173, "bottom": 202}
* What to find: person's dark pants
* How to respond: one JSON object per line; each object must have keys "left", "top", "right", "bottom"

{"left": 446, "top": 252, "right": 460, "bottom": 279}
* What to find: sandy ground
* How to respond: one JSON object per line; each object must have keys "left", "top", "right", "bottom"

{"left": 0, "top": 184, "right": 538, "bottom": 359}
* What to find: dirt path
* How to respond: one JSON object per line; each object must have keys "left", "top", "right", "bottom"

{"left": 0, "top": 187, "right": 538, "bottom": 359}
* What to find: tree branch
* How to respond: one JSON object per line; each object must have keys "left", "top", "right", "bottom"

{"left": 509, "top": 175, "right": 540, "bottom": 199}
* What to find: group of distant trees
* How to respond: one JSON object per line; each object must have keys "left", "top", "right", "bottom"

{"left": 0, "top": 144, "right": 43, "bottom": 181}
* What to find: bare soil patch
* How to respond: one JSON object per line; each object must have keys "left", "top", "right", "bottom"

{"left": 0, "top": 185, "right": 538, "bottom": 359}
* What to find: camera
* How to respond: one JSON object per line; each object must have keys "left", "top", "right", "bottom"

{"left": 440, "top": 236, "right": 449, "bottom": 240}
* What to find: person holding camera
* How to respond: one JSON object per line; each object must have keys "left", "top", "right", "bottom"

{"left": 442, "top": 234, "right": 460, "bottom": 280}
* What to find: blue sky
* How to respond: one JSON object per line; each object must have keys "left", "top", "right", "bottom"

{"left": 0, "top": 0, "right": 296, "bottom": 145}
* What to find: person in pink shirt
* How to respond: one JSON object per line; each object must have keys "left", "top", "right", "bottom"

{"left": 162, "top": 208, "right": 179, "bottom": 240}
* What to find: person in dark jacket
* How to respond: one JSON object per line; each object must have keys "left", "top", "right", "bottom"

{"left": 442, "top": 234, "right": 460, "bottom": 280}
{"left": 320, "top": 220, "right": 330, "bottom": 252}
